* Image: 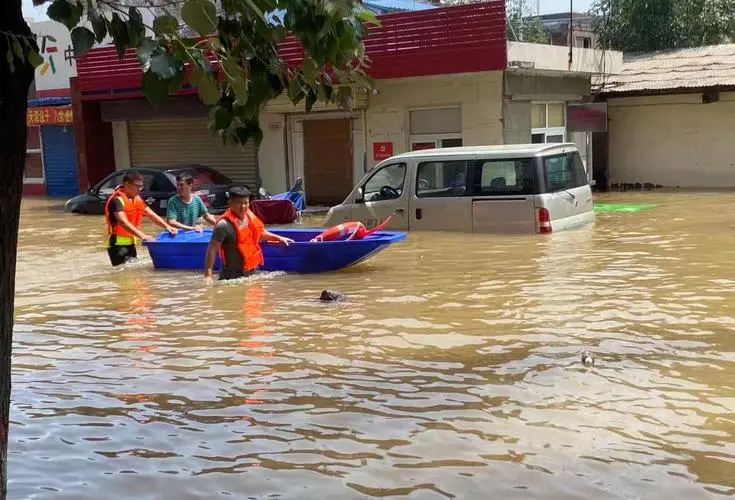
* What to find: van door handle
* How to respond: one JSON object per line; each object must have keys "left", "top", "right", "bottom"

{"left": 415, "top": 208, "right": 423, "bottom": 220}
{"left": 395, "top": 208, "right": 405, "bottom": 214}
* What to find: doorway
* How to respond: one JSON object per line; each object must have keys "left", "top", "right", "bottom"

{"left": 303, "top": 119, "right": 353, "bottom": 206}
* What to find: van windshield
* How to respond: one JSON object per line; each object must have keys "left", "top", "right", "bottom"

{"left": 473, "top": 158, "right": 536, "bottom": 196}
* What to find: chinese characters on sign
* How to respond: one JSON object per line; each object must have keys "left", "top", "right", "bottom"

{"left": 38, "top": 34, "right": 74, "bottom": 76}
{"left": 373, "top": 142, "right": 393, "bottom": 161}
{"left": 27, "top": 107, "right": 74, "bottom": 126}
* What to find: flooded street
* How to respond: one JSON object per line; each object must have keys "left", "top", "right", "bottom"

{"left": 9, "top": 193, "right": 735, "bottom": 499}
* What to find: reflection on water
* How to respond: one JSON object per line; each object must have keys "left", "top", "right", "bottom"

{"left": 10, "top": 193, "right": 735, "bottom": 499}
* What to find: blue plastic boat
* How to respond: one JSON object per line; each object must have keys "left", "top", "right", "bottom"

{"left": 142, "top": 228, "right": 407, "bottom": 273}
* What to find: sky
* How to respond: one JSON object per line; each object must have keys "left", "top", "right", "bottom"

{"left": 22, "top": 0, "right": 595, "bottom": 22}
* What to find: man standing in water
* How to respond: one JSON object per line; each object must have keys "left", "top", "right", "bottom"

{"left": 204, "top": 186, "right": 293, "bottom": 281}
{"left": 166, "top": 172, "right": 217, "bottom": 231}
{"left": 105, "top": 171, "right": 177, "bottom": 267}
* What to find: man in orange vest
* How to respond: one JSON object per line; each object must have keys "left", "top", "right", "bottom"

{"left": 204, "top": 185, "right": 293, "bottom": 280}
{"left": 105, "top": 171, "right": 177, "bottom": 266}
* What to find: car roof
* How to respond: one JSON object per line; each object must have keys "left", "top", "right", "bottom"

{"left": 389, "top": 143, "right": 579, "bottom": 161}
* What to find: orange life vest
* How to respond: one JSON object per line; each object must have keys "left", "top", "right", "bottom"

{"left": 218, "top": 208, "right": 265, "bottom": 272}
{"left": 311, "top": 216, "right": 392, "bottom": 242}
{"left": 105, "top": 189, "right": 147, "bottom": 246}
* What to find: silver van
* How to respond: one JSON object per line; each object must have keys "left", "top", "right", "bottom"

{"left": 323, "top": 143, "right": 594, "bottom": 234}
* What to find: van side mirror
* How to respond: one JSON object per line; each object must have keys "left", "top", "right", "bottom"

{"left": 355, "top": 186, "right": 364, "bottom": 202}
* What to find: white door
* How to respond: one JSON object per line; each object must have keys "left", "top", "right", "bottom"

{"left": 408, "top": 158, "right": 473, "bottom": 232}
{"left": 351, "top": 162, "right": 409, "bottom": 230}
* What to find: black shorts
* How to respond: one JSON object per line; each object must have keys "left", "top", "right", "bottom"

{"left": 218, "top": 268, "right": 256, "bottom": 281}
{"left": 107, "top": 245, "right": 137, "bottom": 267}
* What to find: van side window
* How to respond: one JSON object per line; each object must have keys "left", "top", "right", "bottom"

{"left": 362, "top": 163, "right": 407, "bottom": 202}
{"left": 473, "top": 158, "right": 535, "bottom": 195}
{"left": 416, "top": 161, "right": 468, "bottom": 198}
{"left": 543, "top": 152, "right": 587, "bottom": 192}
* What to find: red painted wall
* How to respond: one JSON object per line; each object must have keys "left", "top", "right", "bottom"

{"left": 22, "top": 183, "right": 46, "bottom": 196}
{"left": 75, "top": 2, "right": 507, "bottom": 96}
{"left": 70, "top": 77, "right": 115, "bottom": 191}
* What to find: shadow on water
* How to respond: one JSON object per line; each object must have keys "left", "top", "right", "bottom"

{"left": 8, "top": 194, "right": 735, "bottom": 499}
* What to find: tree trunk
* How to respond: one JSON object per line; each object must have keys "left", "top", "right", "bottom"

{"left": 0, "top": 1, "right": 37, "bottom": 498}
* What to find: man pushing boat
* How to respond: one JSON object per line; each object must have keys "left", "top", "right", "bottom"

{"left": 105, "top": 171, "right": 177, "bottom": 267}
{"left": 204, "top": 186, "right": 293, "bottom": 281}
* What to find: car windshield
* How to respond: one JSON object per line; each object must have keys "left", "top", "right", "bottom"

{"left": 165, "top": 166, "right": 232, "bottom": 188}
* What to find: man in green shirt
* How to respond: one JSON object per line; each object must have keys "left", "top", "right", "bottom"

{"left": 166, "top": 173, "right": 217, "bottom": 232}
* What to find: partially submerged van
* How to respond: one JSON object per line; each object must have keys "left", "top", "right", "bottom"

{"left": 324, "top": 143, "right": 593, "bottom": 234}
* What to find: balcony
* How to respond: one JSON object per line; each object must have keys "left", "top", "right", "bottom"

{"left": 75, "top": 1, "right": 506, "bottom": 98}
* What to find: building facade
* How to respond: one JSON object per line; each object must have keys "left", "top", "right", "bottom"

{"left": 600, "top": 44, "right": 735, "bottom": 190}
{"left": 23, "top": 20, "right": 80, "bottom": 196}
{"left": 72, "top": 2, "right": 614, "bottom": 205}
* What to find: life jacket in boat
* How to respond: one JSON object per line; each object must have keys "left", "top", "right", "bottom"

{"left": 311, "top": 216, "right": 392, "bottom": 242}
{"left": 105, "top": 188, "right": 147, "bottom": 247}
{"left": 218, "top": 208, "right": 265, "bottom": 272}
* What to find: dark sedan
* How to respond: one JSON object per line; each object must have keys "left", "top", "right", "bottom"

{"left": 65, "top": 165, "right": 233, "bottom": 216}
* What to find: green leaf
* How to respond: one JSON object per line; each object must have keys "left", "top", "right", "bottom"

{"left": 153, "top": 15, "right": 179, "bottom": 35}
{"left": 242, "top": 0, "right": 266, "bottom": 23}
{"left": 212, "top": 106, "right": 232, "bottom": 130}
{"left": 337, "top": 86, "right": 353, "bottom": 110}
{"left": 46, "top": 35, "right": 57, "bottom": 43}
{"left": 181, "top": 0, "right": 218, "bottom": 35}
{"left": 136, "top": 38, "right": 160, "bottom": 72}
{"left": 356, "top": 8, "right": 380, "bottom": 26}
{"left": 190, "top": 65, "right": 204, "bottom": 87}
{"left": 128, "top": 7, "right": 146, "bottom": 47}
{"left": 70, "top": 27, "right": 96, "bottom": 56}
{"left": 141, "top": 71, "right": 171, "bottom": 106}
{"left": 11, "top": 39, "right": 24, "bottom": 63}
{"left": 304, "top": 87, "right": 317, "bottom": 113}
{"left": 167, "top": 68, "right": 186, "bottom": 93}
{"left": 197, "top": 74, "right": 220, "bottom": 105}
{"left": 6, "top": 49, "right": 15, "bottom": 73}
{"left": 47, "top": 0, "right": 71, "bottom": 25}
{"left": 287, "top": 75, "right": 304, "bottom": 102}
{"left": 109, "top": 13, "right": 130, "bottom": 59}
{"left": 27, "top": 50, "right": 44, "bottom": 68}
{"left": 47, "top": 0, "right": 81, "bottom": 29}
{"left": 89, "top": 7, "right": 107, "bottom": 42}
{"left": 221, "top": 56, "right": 240, "bottom": 79}
{"left": 232, "top": 77, "right": 248, "bottom": 105}
{"left": 151, "top": 53, "right": 181, "bottom": 79}
{"left": 302, "top": 59, "right": 318, "bottom": 82}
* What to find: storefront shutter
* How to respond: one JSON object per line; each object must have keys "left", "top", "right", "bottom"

{"left": 128, "top": 118, "right": 258, "bottom": 187}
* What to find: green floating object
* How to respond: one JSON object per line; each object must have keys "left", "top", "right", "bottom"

{"left": 593, "top": 203, "right": 657, "bottom": 213}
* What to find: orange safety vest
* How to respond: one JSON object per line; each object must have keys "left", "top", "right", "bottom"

{"left": 105, "top": 189, "right": 147, "bottom": 246}
{"left": 218, "top": 208, "right": 265, "bottom": 272}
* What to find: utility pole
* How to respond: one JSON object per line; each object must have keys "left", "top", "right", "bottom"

{"left": 568, "top": 0, "right": 573, "bottom": 70}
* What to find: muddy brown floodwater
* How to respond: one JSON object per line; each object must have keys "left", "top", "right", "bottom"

{"left": 9, "top": 193, "right": 735, "bottom": 499}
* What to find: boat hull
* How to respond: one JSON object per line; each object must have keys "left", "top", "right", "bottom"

{"left": 142, "top": 228, "right": 407, "bottom": 273}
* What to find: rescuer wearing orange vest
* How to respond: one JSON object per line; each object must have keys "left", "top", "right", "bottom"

{"left": 204, "top": 185, "right": 293, "bottom": 281}
{"left": 105, "top": 171, "right": 177, "bottom": 266}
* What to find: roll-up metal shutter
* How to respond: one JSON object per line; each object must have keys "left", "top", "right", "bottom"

{"left": 41, "top": 125, "right": 79, "bottom": 196}
{"left": 128, "top": 118, "right": 258, "bottom": 186}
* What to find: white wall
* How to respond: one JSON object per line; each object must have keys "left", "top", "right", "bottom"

{"left": 258, "top": 112, "right": 288, "bottom": 193}
{"left": 507, "top": 41, "right": 623, "bottom": 75}
{"left": 366, "top": 72, "right": 504, "bottom": 169}
{"left": 608, "top": 92, "right": 735, "bottom": 188}
{"left": 111, "top": 121, "right": 130, "bottom": 170}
